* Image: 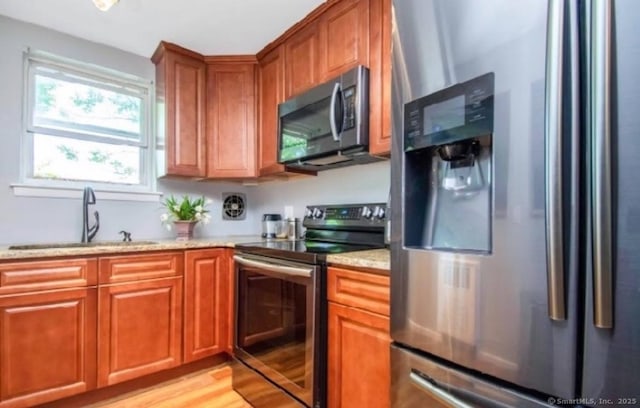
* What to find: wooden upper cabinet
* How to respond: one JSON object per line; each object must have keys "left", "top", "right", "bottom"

{"left": 367, "top": 0, "right": 392, "bottom": 156}
{"left": 319, "top": 0, "right": 370, "bottom": 81}
{"left": 258, "top": 46, "right": 286, "bottom": 176}
{"left": 0, "top": 288, "right": 97, "bottom": 408}
{"left": 284, "top": 20, "right": 321, "bottom": 99}
{"left": 183, "top": 249, "right": 230, "bottom": 363}
{"left": 205, "top": 59, "right": 257, "bottom": 178}
{"left": 152, "top": 42, "right": 207, "bottom": 177}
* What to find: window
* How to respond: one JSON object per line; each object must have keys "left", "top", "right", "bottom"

{"left": 22, "top": 50, "right": 154, "bottom": 193}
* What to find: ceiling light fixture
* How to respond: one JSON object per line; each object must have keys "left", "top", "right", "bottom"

{"left": 92, "top": 0, "right": 119, "bottom": 11}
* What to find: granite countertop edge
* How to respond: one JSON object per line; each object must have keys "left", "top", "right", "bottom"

{"left": 0, "top": 236, "right": 263, "bottom": 260}
{"left": 0, "top": 237, "right": 391, "bottom": 273}
{"left": 326, "top": 248, "right": 390, "bottom": 273}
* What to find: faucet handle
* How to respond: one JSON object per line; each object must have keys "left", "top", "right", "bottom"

{"left": 119, "top": 230, "right": 132, "bottom": 242}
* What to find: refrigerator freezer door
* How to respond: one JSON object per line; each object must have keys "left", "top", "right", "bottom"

{"left": 390, "top": 0, "right": 579, "bottom": 399}
{"left": 583, "top": 0, "right": 640, "bottom": 403}
{"left": 391, "top": 345, "right": 555, "bottom": 408}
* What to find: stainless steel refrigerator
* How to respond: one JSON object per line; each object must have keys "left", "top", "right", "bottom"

{"left": 390, "top": 0, "right": 640, "bottom": 406}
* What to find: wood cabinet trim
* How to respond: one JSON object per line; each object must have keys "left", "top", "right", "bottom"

{"left": 204, "top": 55, "right": 258, "bottom": 64}
{"left": 328, "top": 266, "right": 390, "bottom": 316}
{"left": 152, "top": 41, "right": 204, "bottom": 64}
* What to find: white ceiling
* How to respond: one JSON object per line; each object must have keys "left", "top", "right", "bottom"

{"left": 0, "top": 0, "right": 325, "bottom": 57}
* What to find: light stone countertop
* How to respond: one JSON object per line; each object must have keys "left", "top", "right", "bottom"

{"left": 326, "top": 248, "right": 390, "bottom": 273}
{"left": 0, "top": 236, "right": 264, "bottom": 260}
{"left": 0, "top": 236, "right": 391, "bottom": 273}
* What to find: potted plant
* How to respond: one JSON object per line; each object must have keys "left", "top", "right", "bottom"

{"left": 161, "top": 195, "right": 212, "bottom": 240}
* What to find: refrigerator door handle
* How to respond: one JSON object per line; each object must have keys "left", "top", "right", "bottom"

{"left": 409, "top": 371, "right": 474, "bottom": 408}
{"left": 591, "top": 0, "right": 614, "bottom": 329}
{"left": 544, "top": 0, "right": 566, "bottom": 321}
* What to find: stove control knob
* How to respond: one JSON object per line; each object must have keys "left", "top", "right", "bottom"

{"left": 362, "top": 206, "right": 373, "bottom": 219}
{"left": 374, "top": 206, "right": 386, "bottom": 220}
{"left": 305, "top": 208, "right": 313, "bottom": 218}
{"left": 312, "top": 208, "right": 324, "bottom": 219}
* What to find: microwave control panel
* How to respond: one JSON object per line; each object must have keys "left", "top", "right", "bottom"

{"left": 343, "top": 86, "right": 357, "bottom": 131}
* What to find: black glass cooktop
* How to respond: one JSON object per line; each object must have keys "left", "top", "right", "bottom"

{"left": 235, "top": 239, "right": 384, "bottom": 264}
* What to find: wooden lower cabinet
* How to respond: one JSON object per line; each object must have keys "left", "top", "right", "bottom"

{"left": 97, "top": 277, "right": 183, "bottom": 387}
{"left": 183, "top": 249, "right": 230, "bottom": 363}
{"left": 328, "top": 301, "right": 390, "bottom": 408}
{"left": 0, "top": 288, "right": 97, "bottom": 408}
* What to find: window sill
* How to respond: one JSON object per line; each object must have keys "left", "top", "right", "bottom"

{"left": 11, "top": 183, "right": 163, "bottom": 202}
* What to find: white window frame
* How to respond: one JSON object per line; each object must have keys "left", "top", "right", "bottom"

{"left": 12, "top": 49, "right": 160, "bottom": 202}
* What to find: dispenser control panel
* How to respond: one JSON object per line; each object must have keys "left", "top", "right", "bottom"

{"left": 404, "top": 72, "right": 495, "bottom": 151}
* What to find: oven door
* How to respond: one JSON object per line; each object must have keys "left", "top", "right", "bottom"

{"left": 233, "top": 253, "right": 319, "bottom": 407}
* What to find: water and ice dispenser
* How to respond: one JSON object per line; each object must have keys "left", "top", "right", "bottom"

{"left": 403, "top": 73, "right": 494, "bottom": 253}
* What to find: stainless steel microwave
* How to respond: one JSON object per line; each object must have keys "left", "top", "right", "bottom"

{"left": 278, "top": 65, "right": 381, "bottom": 171}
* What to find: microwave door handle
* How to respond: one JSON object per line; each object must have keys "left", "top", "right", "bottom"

{"left": 329, "top": 82, "right": 341, "bottom": 142}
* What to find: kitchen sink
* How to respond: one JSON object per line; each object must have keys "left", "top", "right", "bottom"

{"left": 8, "top": 241, "right": 159, "bottom": 250}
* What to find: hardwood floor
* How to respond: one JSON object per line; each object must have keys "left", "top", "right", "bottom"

{"left": 40, "top": 364, "right": 252, "bottom": 408}
{"left": 88, "top": 365, "right": 251, "bottom": 408}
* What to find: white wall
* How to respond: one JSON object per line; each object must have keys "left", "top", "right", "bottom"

{"left": 252, "top": 160, "right": 390, "bottom": 219}
{"left": 0, "top": 15, "right": 391, "bottom": 245}
{"left": 0, "top": 15, "right": 257, "bottom": 245}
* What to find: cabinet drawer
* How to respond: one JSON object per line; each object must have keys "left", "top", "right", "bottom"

{"left": 328, "top": 267, "right": 389, "bottom": 316}
{"left": 0, "top": 258, "right": 97, "bottom": 295}
{"left": 99, "top": 252, "right": 183, "bottom": 284}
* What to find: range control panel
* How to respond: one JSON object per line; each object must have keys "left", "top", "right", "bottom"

{"left": 303, "top": 203, "right": 387, "bottom": 230}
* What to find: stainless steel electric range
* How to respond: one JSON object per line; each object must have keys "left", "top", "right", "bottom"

{"left": 231, "top": 203, "right": 387, "bottom": 408}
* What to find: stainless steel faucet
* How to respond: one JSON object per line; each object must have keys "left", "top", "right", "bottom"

{"left": 81, "top": 187, "right": 100, "bottom": 243}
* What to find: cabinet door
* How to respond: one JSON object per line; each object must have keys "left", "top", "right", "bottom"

{"left": 154, "top": 43, "right": 207, "bottom": 177}
{"left": 0, "top": 288, "right": 97, "bottom": 408}
{"left": 258, "top": 46, "right": 286, "bottom": 176}
{"left": 285, "top": 21, "right": 321, "bottom": 99}
{"left": 367, "top": 0, "right": 392, "bottom": 155}
{"left": 184, "top": 249, "right": 230, "bottom": 363}
{"left": 97, "top": 277, "right": 182, "bottom": 387}
{"left": 320, "top": 0, "right": 370, "bottom": 80}
{"left": 328, "top": 302, "right": 390, "bottom": 408}
{"left": 206, "top": 62, "right": 257, "bottom": 178}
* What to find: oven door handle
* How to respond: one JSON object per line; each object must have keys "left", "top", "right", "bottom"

{"left": 233, "top": 255, "right": 313, "bottom": 278}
